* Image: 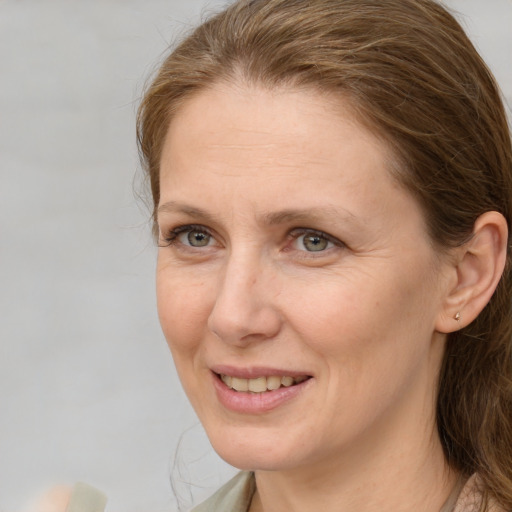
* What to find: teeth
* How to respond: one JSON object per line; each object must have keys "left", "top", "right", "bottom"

{"left": 220, "top": 374, "right": 232, "bottom": 387}
{"left": 248, "top": 377, "right": 267, "bottom": 392}
{"left": 266, "top": 376, "right": 282, "bottom": 390}
{"left": 231, "top": 377, "right": 248, "bottom": 392}
{"left": 220, "top": 374, "right": 308, "bottom": 393}
{"left": 281, "top": 376, "right": 294, "bottom": 387}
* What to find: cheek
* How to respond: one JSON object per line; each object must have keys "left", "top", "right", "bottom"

{"left": 156, "top": 266, "right": 213, "bottom": 354}
{"left": 283, "top": 264, "right": 436, "bottom": 369}
{"left": 282, "top": 273, "right": 379, "bottom": 348}
{"left": 282, "top": 271, "right": 437, "bottom": 432}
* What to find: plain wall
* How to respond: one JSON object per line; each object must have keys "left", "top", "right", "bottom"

{"left": 0, "top": 1, "right": 510, "bottom": 511}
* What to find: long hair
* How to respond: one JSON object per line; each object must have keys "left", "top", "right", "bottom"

{"left": 137, "top": 1, "right": 512, "bottom": 507}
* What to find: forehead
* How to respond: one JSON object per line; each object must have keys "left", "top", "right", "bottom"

{"left": 157, "top": 82, "right": 420, "bottom": 233}
{"left": 160, "top": 82, "right": 392, "bottom": 182}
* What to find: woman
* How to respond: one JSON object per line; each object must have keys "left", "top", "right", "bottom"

{"left": 136, "top": 0, "right": 512, "bottom": 510}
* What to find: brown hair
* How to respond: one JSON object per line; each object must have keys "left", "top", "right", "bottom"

{"left": 137, "top": 0, "right": 512, "bottom": 507}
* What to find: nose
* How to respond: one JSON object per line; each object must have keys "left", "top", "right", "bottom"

{"left": 207, "top": 255, "right": 282, "bottom": 346}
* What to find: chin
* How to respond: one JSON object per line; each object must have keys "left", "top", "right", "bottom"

{"left": 216, "top": 449, "right": 295, "bottom": 472}
{"left": 206, "top": 425, "right": 310, "bottom": 472}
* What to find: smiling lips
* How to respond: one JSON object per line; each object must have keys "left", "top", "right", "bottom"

{"left": 212, "top": 371, "right": 312, "bottom": 413}
{"left": 219, "top": 374, "right": 310, "bottom": 393}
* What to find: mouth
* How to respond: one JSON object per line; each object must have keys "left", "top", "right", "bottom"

{"left": 216, "top": 373, "right": 311, "bottom": 393}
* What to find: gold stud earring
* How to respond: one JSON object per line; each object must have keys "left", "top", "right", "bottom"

{"left": 454, "top": 312, "right": 461, "bottom": 321}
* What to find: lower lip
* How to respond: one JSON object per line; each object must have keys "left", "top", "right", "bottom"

{"left": 212, "top": 373, "right": 312, "bottom": 414}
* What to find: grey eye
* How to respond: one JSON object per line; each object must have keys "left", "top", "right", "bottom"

{"left": 301, "top": 233, "right": 329, "bottom": 252}
{"left": 186, "top": 230, "right": 211, "bottom": 247}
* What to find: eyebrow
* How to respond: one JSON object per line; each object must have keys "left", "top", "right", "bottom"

{"left": 157, "top": 201, "right": 221, "bottom": 224}
{"left": 158, "top": 201, "right": 358, "bottom": 228}
{"left": 261, "top": 207, "right": 356, "bottom": 226}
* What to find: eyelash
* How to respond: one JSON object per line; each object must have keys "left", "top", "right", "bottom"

{"left": 159, "top": 224, "right": 345, "bottom": 254}
{"left": 159, "top": 224, "right": 213, "bottom": 248}
{"left": 287, "top": 228, "right": 345, "bottom": 254}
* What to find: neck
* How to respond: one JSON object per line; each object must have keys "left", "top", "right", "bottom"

{"left": 249, "top": 354, "right": 458, "bottom": 512}
{"left": 251, "top": 430, "right": 457, "bottom": 512}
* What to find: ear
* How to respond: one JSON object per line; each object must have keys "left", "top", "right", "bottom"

{"left": 436, "top": 211, "right": 508, "bottom": 333}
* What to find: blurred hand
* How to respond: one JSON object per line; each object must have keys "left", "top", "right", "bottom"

{"left": 24, "top": 483, "right": 106, "bottom": 512}
{"left": 25, "top": 486, "right": 73, "bottom": 512}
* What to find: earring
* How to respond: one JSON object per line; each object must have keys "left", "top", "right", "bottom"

{"left": 454, "top": 312, "right": 461, "bottom": 321}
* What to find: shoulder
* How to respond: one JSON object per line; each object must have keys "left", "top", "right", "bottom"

{"left": 191, "top": 472, "right": 255, "bottom": 512}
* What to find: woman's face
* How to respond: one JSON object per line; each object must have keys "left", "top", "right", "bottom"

{"left": 156, "top": 84, "right": 452, "bottom": 472}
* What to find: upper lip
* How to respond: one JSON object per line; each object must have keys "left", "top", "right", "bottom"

{"left": 210, "top": 365, "right": 312, "bottom": 379}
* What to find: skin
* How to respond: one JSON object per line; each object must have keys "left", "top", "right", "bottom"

{"left": 156, "top": 83, "right": 460, "bottom": 512}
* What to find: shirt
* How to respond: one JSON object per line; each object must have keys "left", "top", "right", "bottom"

{"left": 191, "top": 471, "right": 505, "bottom": 512}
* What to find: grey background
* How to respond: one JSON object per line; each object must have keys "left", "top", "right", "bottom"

{"left": 0, "top": 1, "right": 510, "bottom": 511}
